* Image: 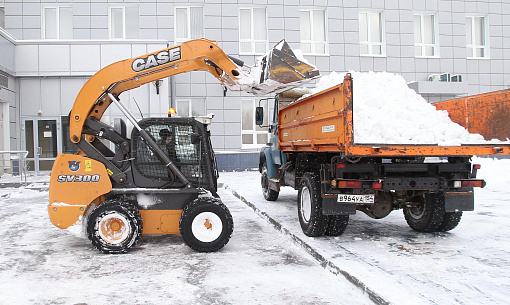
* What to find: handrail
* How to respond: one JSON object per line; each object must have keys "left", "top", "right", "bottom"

{"left": 0, "top": 151, "right": 29, "bottom": 184}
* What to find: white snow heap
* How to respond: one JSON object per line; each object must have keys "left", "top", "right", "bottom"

{"left": 306, "top": 71, "right": 503, "bottom": 146}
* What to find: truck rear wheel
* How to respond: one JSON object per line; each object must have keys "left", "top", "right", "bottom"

{"left": 298, "top": 173, "right": 327, "bottom": 237}
{"left": 180, "top": 197, "right": 234, "bottom": 252}
{"left": 325, "top": 215, "right": 349, "bottom": 236}
{"left": 403, "top": 193, "right": 445, "bottom": 232}
{"left": 87, "top": 199, "right": 143, "bottom": 254}
{"left": 261, "top": 163, "right": 279, "bottom": 201}
{"left": 436, "top": 211, "right": 463, "bottom": 232}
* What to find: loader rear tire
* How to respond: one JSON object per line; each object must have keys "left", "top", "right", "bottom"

{"left": 298, "top": 173, "right": 327, "bottom": 237}
{"left": 261, "top": 163, "right": 279, "bottom": 201}
{"left": 180, "top": 197, "right": 234, "bottom": 252}
{"left": 87, "top": 199, "right": 142, "bottom": 254}
{"left": 403, "top": 193, "right": 445, "bottom": 232}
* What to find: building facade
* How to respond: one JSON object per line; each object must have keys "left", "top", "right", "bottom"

{"left": 0, "top": 0, "right": 509, "bottom": 173}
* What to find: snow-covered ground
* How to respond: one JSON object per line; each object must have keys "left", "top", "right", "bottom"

{"left": 1, "top": 157, "right": 509, "bottom": 304}
{"left": 0, "top": 176, "right": 369, "bottom": 304}
{"left": 220, "top": 156, "right": 510, "bottom": 305}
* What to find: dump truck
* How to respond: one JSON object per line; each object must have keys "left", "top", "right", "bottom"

{"left": 48, "top": 38, "right": 318, "bottom": 253}
{"left": 258, "top": 73, "right": 510, "bottom": 237}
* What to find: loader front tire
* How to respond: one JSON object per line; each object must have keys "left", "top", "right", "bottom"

{"left": 180, "top": 197, "right": 233, "bottom": 252}
{"left": 298, "top": 173, "right": 327, "bottom": 237}
{"left": 87, "top": 199, "right": 142, "bottom": 254}
{"left": 403, "top": 193, "right": 445, "bottom": 232}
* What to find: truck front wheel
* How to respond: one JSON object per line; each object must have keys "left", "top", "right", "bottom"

{"left": 403, "top": 193, "right": 445, "bottom": 232}
{"left": 298, "top": 173, "right": 327, "bottom": 237}
{"left": 261, "top": 163, "right": 279, "bottom": 201}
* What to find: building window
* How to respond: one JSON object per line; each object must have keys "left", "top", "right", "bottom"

{"left": 300, "top": 10, "right": 327, "bottom": 55}
{"left": 466, "top": 16, "right": 488, "bottom": 58}
{"left": 239, "top": 8, "right": 268, "bottom": 54}
{"left": 175, "top": 7, "right": 204, "bottom": 44}
{"left": 43, "top": 7, "right": 73, "bottom": 39}
{"left": 109, "top": 6, "right": 139, "bottom": 39}
{"left": 359, "top": 12, "right": 384, "bottom": 56}
{"left": 414, "top": 14, "right": 438, "bottom": 57}
{"left": 176, "top": 99, "right": 206, "bottom": 117}
{"left": 241, "top": 99, "right": 268, "bottom": 148}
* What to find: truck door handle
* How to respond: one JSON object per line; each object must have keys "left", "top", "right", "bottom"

{"left": 37, "top": 147, "right": 42, "bottom": 156}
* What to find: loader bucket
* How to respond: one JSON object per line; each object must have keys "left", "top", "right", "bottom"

{"left": 249, "top": 40, "right": 320, "bottom": 96}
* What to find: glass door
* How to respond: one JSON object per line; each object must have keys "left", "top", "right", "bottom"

{"left": 22, "top": 118, "right": 61, "bottom": 173}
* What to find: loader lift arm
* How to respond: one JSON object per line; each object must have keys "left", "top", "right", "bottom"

{"left": 70, "top": 38, "right": 253, "bottom": 144}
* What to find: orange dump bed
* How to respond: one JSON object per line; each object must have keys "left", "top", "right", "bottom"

{"left": 278, "top": 74, "right": 510, "bottom": 157}
{"left": 433, "top": 89, "right": 510, "bottom": 141}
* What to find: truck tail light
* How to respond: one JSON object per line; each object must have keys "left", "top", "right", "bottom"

{"left": 473, "top": 164, "right": 481, "bottom": 170}
{"left": 372, "top": 182, "right": 383, "bottom": 189}
{"left": 336, "top": 180, "right": 362, "bottom": 188}
{"left": 461, "top": 180, "right": 485, "bottom": 188}
{"left": 336, "top": 163, "right": 346, "bottom": 169}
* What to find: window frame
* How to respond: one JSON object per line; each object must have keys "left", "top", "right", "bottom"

{"left": 466, "top": 15, "right": 489, "bottom": 59}
{"left": 174, "top": 6, "right": 204, "bottom": 45}
{"left": 414, "top": 13, "right": 439, "bottom": 58}
{"left": 241, "top": 98, "right": 270, "bottom": 149}
{"left": 238, "top": 7, "right": 268, "bottom": 55}
{"left": 175, "top": 99, "right": 206, "bottom": 118}
{"left": 42, "top": 6, "right": 73, "bottom": 40}
{"left": 108, "top": 5, "right": 139, "bottom": 40}
{"left": 299, "top": 9, "right": 329, "bottom": 55}
{"left": 358, "top": 11, "right": 385, "bottom": 57}
{"left": 0, "top": 6, "right": 5, "bottom": 29}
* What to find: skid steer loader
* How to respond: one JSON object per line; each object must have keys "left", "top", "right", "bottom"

{"left": 48, "top": 38, "right": 318, "bottom": 253}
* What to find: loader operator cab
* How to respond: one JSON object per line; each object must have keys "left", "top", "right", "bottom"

{"left": 131, "top": 117, "right": 218, "bottom": 194}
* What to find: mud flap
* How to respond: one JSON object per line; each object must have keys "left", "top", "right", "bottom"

{"left": 322, "top": 197, "right": 356, "bottom": 215}
{"left": 444, "top": 192, "right": 475, "bottom": 212}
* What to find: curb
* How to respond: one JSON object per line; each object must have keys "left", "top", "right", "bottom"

{"left": 222, "top": 184, "right": 389, "bottom": 305}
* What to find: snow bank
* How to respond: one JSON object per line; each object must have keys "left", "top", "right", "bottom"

{"left": 305, "top": 71, "right": 502, "bottom": 146}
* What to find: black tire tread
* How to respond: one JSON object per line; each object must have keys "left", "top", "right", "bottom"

{"left": 298, "top": 172, "right": 327, "bottom": 237}
{"left": 261, "top": 163, "right": 279, "bottom": 201}
{"left": 325, "top": 215, "right": 349, "bottom": 236}
{"left": 436, "top": 211, "right": 463, "bottom": 232}
{"left": 179, "top": 197, "right": 234, "bottom": 252}
{"left": 403, "top": 193, "right": 445, "bottom": 233}
{"left": 87, "top": 199, "right": 142, "bottom": 254}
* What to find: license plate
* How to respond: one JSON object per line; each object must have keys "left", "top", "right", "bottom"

{"left": 337, "top": 194, "right": 375, "bottom": 204}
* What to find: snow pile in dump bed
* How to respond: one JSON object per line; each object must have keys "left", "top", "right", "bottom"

{"left": 306, "top": 71, "right": 500, "bottom": 146}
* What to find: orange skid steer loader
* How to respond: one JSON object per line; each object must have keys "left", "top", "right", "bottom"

{"left": 47, "top": 38, "right": 318, "bottom": 253}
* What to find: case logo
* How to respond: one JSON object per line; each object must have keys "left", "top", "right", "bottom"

{"left": 132, "top": 47, "right": 182, "bottom": 72}
{"left": 68, "top": 161, "right": 80, "bottom": 172}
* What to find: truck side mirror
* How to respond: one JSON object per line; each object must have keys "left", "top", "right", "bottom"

{"left": 255, "top": 107, "right": 264, "bottom": 126}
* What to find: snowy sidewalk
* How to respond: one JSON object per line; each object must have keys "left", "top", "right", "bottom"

{"left": 0, "top": 174, "right": 371, "bottom": 304}
{"left": 219, "top": 157, "right": 510, "bottom": 305}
